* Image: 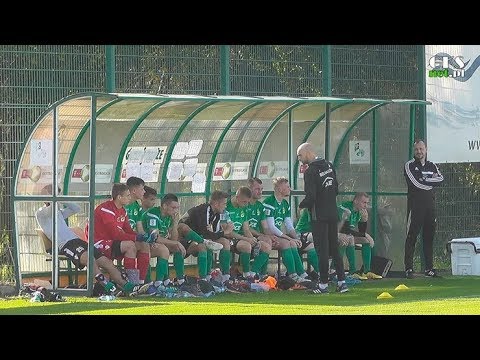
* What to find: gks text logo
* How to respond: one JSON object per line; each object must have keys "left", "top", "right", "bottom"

{"left": 428, "top": 53, "right": 480, "bottom": 82}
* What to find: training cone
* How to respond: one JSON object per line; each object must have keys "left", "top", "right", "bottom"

{"left": 394, "top": 284, "right": 409, "bottom": 291}
{"left": 377, "top": 292, "right": 393, "bottom": 299}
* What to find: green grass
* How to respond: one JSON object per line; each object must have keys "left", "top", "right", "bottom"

{"left": 2, "top": 276, "right": 480, "bottom": 315}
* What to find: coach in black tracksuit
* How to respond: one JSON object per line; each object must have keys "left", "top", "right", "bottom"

{"left": 404, "top": 140, "right": 444, "bottom": 278}
{"left": 297, "top": 143, "right": 348, "bottom": 293}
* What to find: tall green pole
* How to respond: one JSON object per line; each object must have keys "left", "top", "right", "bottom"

{"left": 220, "top": 45, "right": 230, "bottom": 95}
{"left": 417, "top": 45, "right": 426, "bottom": 141}
{"left": 106, "top": 45, "right": 116, "bottom": 93}
{"left": 325, "top": 103, "right": 331, "bottom": 161}
{"left": 322, "top": 45, "right": 332, "bottom": 96}
{"left": 371, "top": 110, "right": 378, "bottom": 256}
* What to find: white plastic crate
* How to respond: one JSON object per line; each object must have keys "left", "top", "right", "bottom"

{"left": 448, "top": 238, "right": 480, "bottom": 276}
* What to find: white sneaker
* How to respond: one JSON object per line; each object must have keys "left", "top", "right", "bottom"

{"left": 203, "top": 239, "right": 223, "bottom": 251}
{"left": 129, "top": 282, "right": 152, "bottom": 297}
{"left": 289, "top": 273, "right": 302, "bottom": 282}
{"left": 298, "top": 272, "right": 311, "bottom": 282}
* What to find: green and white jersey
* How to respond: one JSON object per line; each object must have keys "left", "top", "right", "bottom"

{"left": 337, "top": 201, "right": 361, "bottom": 230}
{"left": 125, "top": 201, "right": 142, "bottom": 231}
{"left": 141, "top": 207, "right": 173, "bottom": 238}
{"left": 247, "top": 200, "right": 266, "bottom": 233}
{"left": 225, "top": 198, "right": 248, "bottom": 235}
{"left": 263, "top": 194, "right": 291, "bottom": 231}
{"left": 295, "top": 208, "right": 311, "bottom": 234}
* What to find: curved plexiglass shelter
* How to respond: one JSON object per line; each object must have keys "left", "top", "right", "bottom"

{"left": 12, "top": 92, "right": 430, "bottom": 294}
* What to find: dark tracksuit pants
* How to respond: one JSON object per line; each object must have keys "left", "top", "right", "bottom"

{"left": 404, "top": 203, "right": 436, "bottom": 271}
{"left": 311, "top": 219, "right": 345, "bottom": 284}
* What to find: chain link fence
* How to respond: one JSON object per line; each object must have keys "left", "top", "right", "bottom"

{"left": 2, "top": 45, "right": 451, "bottom": 284}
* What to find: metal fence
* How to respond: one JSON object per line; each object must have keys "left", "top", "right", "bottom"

{"left": 2, "top": 44, "right": 462, "bottom": 284}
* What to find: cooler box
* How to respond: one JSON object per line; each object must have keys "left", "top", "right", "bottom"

{"left": 447, "top": 238, "right": 480, "bottom": 275}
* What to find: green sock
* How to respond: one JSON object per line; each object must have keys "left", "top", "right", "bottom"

{"left": 346, "top": 245, "right": 356, "bottom": 273}
{"left": 197, "top": 250, "right": 207, "bottom": 278}
{"left": 361, "top": 244, "right": 372, "bottom": 273}
{"left": 306, "top": 248, "right": 319, "bottom": 272}
{"left": 173, "top": 252, "right": 185, "bottom": 278}
{"left": 122, "top": 282, "right": 135, "bottom": 293}
{"left": 251, "top": 251, "right": 269, "bottom": 274}
{"left": 105, "top": 282, "right": 116, "bottom": 293}
{"left": 144, "top": 264, "right": 151, "bottom": 283}
{"left": 155, "top": 257, "right": 169, "bottom": 281}
{"left": 281, "top": 248, "right": 296, "bottom": 274}
{"left": 260, "top": 260, "right": 268, "bottom": 275}
{"left": 219, "top": 249, "right": 231, "bottom": 274}
{"left": 333, "top": 246, "right": 346, "bottom": 269}
{"left": 240, "top": 252, "right": 251, "bottom": 273}
{"left": 292, "top": 247, "right": 306, "bottom": 274}
{"left": 185, "top": 230, "right": 203, "bottom": 243}
{"left": 206, "top": 249, "right": 213, "bottom": 274}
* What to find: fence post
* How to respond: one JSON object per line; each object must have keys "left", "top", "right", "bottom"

{"left": 322, "top": 45, "right": 332, "bottom": 96}
{"left": 220, "top": 45, "right": 230, "bottom": 95}
{"left": 105, "top": 45, "right": 116, "bottom": 92}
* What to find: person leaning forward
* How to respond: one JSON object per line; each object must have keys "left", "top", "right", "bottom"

{"left": 296, "top": 142, "right": 348, "bottom": 294}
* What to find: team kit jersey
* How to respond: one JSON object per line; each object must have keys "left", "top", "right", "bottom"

{"left": 225, "top": 199, "right": 248, "bottom": 235}
{"left": 125, "top": 201, "right": 142, "bottom": 231}
{"left": 93, "top": 200, "right": 137, "bottom": 242}
{"left": 295, "top": 209, "right": 312, "bottom": 234}
{"left": 141, "top": 207, "right": 173, "bottom": 238}
{"left": 337, "top": 201, "right": 361, "bottom": 231}
{"left": 263, "top": 194, "right": 290, "bottom": 231}
{"left": 247, "top": 200, "right": 266, "bottom": 232}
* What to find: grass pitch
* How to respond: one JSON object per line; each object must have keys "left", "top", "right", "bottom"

{"left": 1, "top": 276, "right": 480, "bottom": 315}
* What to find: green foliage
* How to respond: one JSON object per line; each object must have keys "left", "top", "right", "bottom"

{"left": 0, "top": 229, "right": 14, "bottom": 284}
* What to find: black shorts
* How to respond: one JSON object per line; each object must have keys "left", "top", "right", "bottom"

{"left": 60, "top": 238, "right": 103, "bottom": 269}
{"left": 299, "top": 232, "right": 313, "bottom": 251}
{"left": 110, "top": 240, "right": 123, "bottom": 259}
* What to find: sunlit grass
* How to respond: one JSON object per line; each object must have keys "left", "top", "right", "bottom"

{"left": 2, "top": 276, "right": 480, "bottom": 315}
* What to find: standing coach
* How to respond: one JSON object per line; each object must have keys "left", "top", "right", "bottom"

{"left": 404, "top": 139, "right": 444, "bottom": 279}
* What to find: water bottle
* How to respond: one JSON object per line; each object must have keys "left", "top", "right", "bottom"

{"left": 250, "top": 283, "right": 265, "bottom": 292}
{"left": 98, "top": 295, "right": 116, "bottom": 301}
{"left": 219, "top": 210, "right": 230, "bottom": 224}
{"left": 30, "top": 290, "right": 44, "bottom": 302}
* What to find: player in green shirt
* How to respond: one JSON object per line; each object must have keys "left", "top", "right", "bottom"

{"left": 138, "top": 192, "right": 184, "bottom": 286}
{"left": 337, "top": 192, "right": 382, "bottom": 280}
{"left": 138, "top": 190, "right": 222, "bottom": 284}
{"left": 124, "top": 176, "right": 149, "bottom": 285}
{"left": 294, "top": 208, "right": 320, "bottom": 276}
{"left": 225, "top": 186, "right": 271, "bottom": 280}
{"left": 263, "top": 177, "right": 313, "bottom": 283}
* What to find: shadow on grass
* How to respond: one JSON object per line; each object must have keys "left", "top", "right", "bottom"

{"left": 0, "top": 297, "right": 175, "bottom": 315}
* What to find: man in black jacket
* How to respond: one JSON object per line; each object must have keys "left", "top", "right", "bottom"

{"left": 404, "top": 140, "right": 444, "bottom": 279}
{"left": 297, "top": 142, "right": 348, "bottom": 294}
{"left": 181, "top": 190, "right": 234, "bottom": 283}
